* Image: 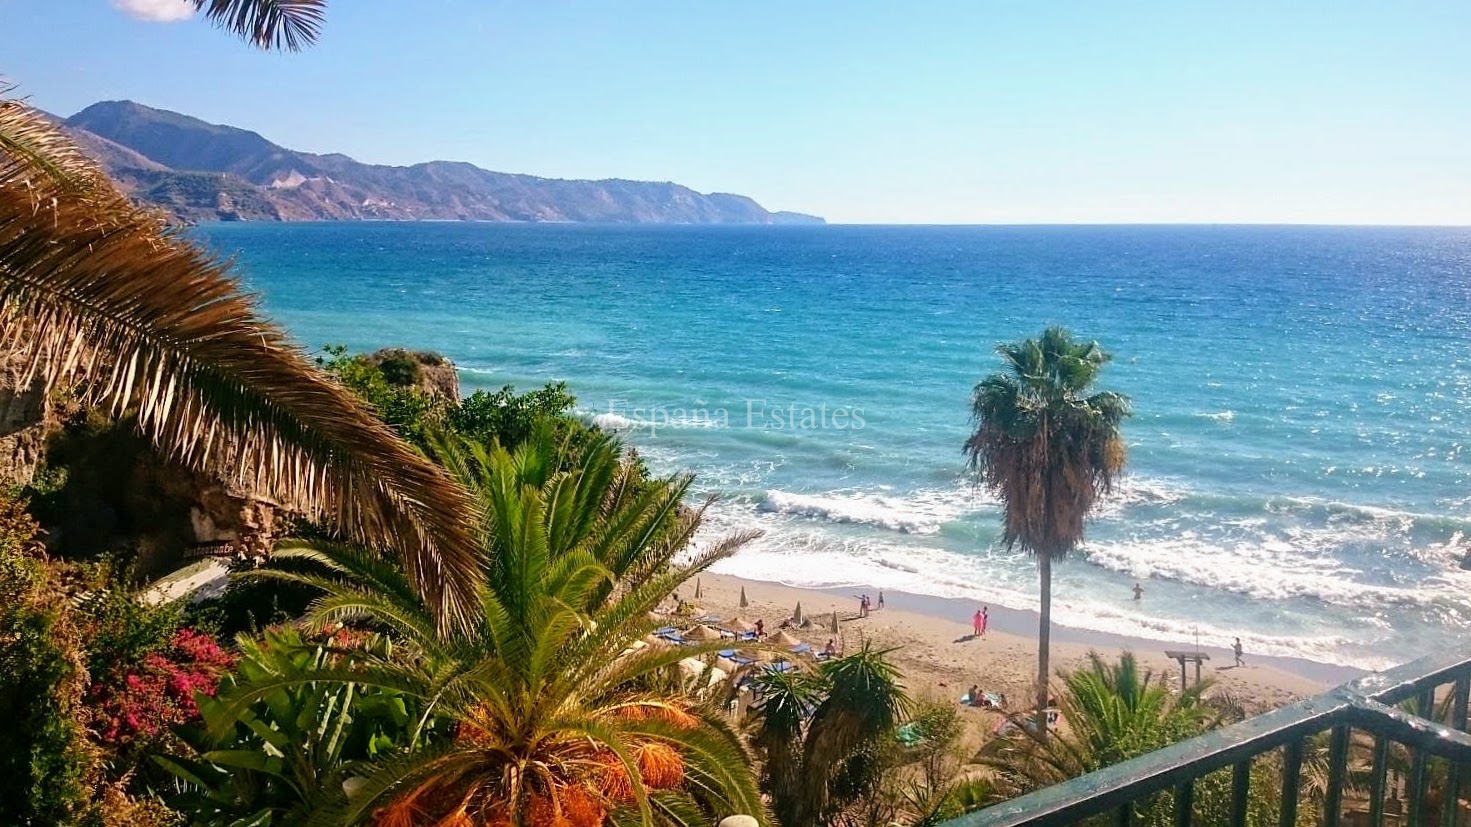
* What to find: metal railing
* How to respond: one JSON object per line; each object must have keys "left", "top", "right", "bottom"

{"left": 946, "top": 647, "right": 1471, "bottom": 827}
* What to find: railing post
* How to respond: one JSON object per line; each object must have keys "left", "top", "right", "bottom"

{"left": 1448, "top": 675, "right": 1471, "bottom": 827}
{"left": 1174, "top": 780, "right": 1194, "bottom": 827}
{"left": 1279, "top": 740, "right": 1303, "bottom": 827}
{"left": 1323, "top": 725, "right": 1349, "bottom": 827}
{"left": 1409, "top": 686, "right": 1435, "bottom": 825}
{"left": 1231, "top": 759, "right": 1251, "bottom": 827}
{"left": 1368, "top": 735, "right": 1389, "bottom": 827}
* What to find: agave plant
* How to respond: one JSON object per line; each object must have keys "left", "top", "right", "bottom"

{"left": 196, "top": 428, "right": 763, "bottom": 826}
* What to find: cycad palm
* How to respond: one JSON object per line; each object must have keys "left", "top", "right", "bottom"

{"left": 216, "top": 428, "right": 763, "bottom": 826}
{"left": 963, "top": 326, "right": 1129, "bottom": 733}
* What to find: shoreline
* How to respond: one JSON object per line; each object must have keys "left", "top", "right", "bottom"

{"left": 691, "top": 571, "right": 1364, "bottom": 714}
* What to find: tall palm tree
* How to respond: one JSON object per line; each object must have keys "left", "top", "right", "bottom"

{"left": 204, "top": 428, "right": 764, "bottom": 826}
{"left": 963, "top": 326, "right": 1129, "bottom": 733}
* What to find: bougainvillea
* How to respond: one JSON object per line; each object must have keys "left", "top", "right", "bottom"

{"left": 88, "top": 627, "right": 234, "bottom": 745}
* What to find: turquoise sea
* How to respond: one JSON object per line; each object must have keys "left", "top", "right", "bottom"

{"left": 197, "top": 222, "right": 1471, "bottom": 670}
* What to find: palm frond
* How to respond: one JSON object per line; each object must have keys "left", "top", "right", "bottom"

{"left": 194, "top": 0, "right": 327, "bottom": 51}
{"left": 0, "top": 93, "right": 482, "bottom": 629}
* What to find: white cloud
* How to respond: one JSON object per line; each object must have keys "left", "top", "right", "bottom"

{"left": 111, "top": 0, "right": 195, "bottom": 23}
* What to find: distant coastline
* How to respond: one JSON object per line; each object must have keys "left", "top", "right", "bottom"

{"left": 57, "top": 100, "right": 824, "bottom": 226}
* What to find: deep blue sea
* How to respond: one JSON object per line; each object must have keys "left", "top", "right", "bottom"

{"left": 196, "top": 222, "right": 1471, "bottom": 670}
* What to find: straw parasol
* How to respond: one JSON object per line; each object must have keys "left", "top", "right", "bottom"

{"left": 723, "top": 616, "right": 756, "bottom": 634}
{"left": 740, "top": 648, "right": 773, "bottom": 663}
{"left": 793, "top": 602, "right": 803, "bottom": 626}
{"left": 739, "top": 586, "right": 748, "bottom": 608}
{"left": 715, "top": 656, "right": 741, "bottom": 673}
{"left": 769, "top": 630, "right": 801, "bottom": 648}
{"left": 830, "top": 611, "right": 840, "bottom": 635}
{"left": 642, "top": 634, "right": 671, "bottom": 649}
{"left": 686, "top": 624, "right": 724, "bottom": 642}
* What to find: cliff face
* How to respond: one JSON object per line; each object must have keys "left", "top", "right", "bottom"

{"left": 63, "top": 101, "right": 827, "bottom": 226}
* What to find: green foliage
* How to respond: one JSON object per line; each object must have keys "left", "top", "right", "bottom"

{"left": 905, "top": 696, "right": 967, "bottom": 791}
{"left": 158, "top": 626, "right": 424, "bottom": 826}
{"left": 447, "top": 380, "right": 579, "bottom": 449}
{"left": 749, "top": 644, "right": 910, "bottom": 827}
{"left": 317, "top": 345, "right": 630, "bottom": 477}
{"left": 0, "top": 491, "right": 95, "bottom": 826}
{"left": 178, "top": 428, "right": 762, "bottom": 825}
{"left": 318, "top": 345, "right": 441, "bottom": 448}
{"left": 75, "top": 584, "right": 184, "bottom": 678}
{"left": 983, "top": 651, "right": 1303, "bottom": 827}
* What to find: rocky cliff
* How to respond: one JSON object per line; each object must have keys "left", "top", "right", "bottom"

{"left": 62, "top": 101, "right": 827, "bottom": 226}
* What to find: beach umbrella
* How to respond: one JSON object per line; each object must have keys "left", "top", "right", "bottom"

{"left": 740, "top": 648, "right": 773, "bottom": 663}
{"left": 715, "top": 656, "right": 740, "bottom": 673}
{"left": 686, "top": 624, "right": 723, "bottom": 642}
{"left": 695, "top": 578, "right": 702, "bottom": 599}
{"left": 739, "top": 586, "right": 748, "bottom": 608}
{"left": 830, "top": 611, "right": 840, "bottom": 635}
{"left": 793, "top": 602, "right": 803, "bottom": 626}
{"left": 723, "top": 616, "right": 756, "bottom": 634}
{"left": 769, "top": 630, "right": 801, "bottom": 647}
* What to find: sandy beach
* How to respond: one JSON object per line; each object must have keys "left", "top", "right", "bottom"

{"left": 687, "top": 572, "right": 1363, "bottom": 725}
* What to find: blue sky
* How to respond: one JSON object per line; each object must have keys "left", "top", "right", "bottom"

{"left": 2, "top": 1, "right": 1468, "bottom": 224}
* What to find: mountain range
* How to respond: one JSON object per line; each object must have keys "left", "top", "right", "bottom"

{"left": 57, "top": 100, "right": 823, "bottom": 225}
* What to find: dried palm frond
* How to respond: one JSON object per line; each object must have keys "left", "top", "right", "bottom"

{"left": 194, "top": 0, "right": 328, "bottom": 51}
{"left": 0, "top": 89, "right": 480, "bottom": 629}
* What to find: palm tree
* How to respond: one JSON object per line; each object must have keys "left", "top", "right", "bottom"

{"left": 0, "top": 90, "right": 482, "bottom": 628}
{"left": 202, "top": 428, "right": 763, "bottom": 826}
{"left": 747, "top": 645, "right": 908, "bottom": 827}
{"left": 963, "top": 326, "right": 1129, "bottom": 734}
{"left": 0, "top": 0, "right": 489, "bottom": 625}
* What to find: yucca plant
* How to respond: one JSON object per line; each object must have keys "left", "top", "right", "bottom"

{"left": 194, "top": 427, "right": 763, "bottom": 826}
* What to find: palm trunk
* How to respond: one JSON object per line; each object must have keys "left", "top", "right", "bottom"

{"left": 1036, "top": 553, "right": 1052, "bottom": 738}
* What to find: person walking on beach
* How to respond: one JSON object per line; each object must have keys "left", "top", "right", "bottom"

{"left": 980, "top": 606, "right": 989, "bottom": 637}
{"left": 1233, "top": 637, "right": 1245, "bottom": 667}
{"left": 877, "top": 590, "right": 885, "bottom": 610}
{"left": 1133, "top": 582, "right": 1143, "bottom": 601}
{"left": 857, "top": 594, "right": 869, "bottom": 618}
{"left": 972, "top": 609, "right": 984, "bottom": 637}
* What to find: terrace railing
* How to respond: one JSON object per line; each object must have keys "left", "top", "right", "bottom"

{"left": 946, "top": 647, "right": 1471, "bottom": 827}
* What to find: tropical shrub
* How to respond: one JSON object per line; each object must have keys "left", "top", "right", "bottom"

{"left": 982, "top": 651, "right": 1310, "bottom": 827}
{"left": 158, "top": 625, "right": 424, "bottom": 826}
{"left": 87, "top": 627, "right": 235, "bottom": 749}
{"left": 174, "top": 428, "right": 763, "bottom": 826}
{"left": 749, "top": 645, "right": 909, "bottom": 827}
{"left": 0, "top": 493, "right": 95, "bottom": 825}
